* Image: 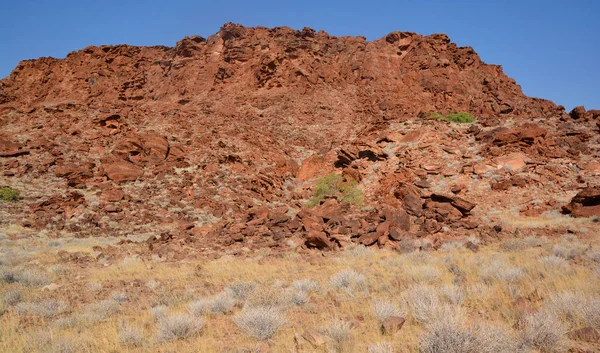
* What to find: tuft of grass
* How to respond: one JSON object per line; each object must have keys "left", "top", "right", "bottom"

{"left": 2, "top": 289, "right": 23, "bottom": 307}
{"left": 82, "top": 299, "right": 120, "bottom": 323}
{"left": 118, "top": 322, "right": 145, "bottom": 347}
{"left": 419, "top": 308, "right": 475, "bottom": 353}
{"left": 188, "top": 291, "right": 236, "bottom": 316}
{"left": 373, "top": 300, "right": 404, "bottom": 323}
{"left": 368, "top": 341, "right": 393, "bottom": 353}
{"left": 16, "top": 299, "right": 70, "bottom": 318}
{"left": 234, "top": 306, "right": 287, "bottom": 340}
{"left": 429, "top": 112, "right": 476, "bottom": 124}
{"left": 307, "top": 173, "right": 363, "bottom": 207}
{"left": 322, "top": 319, "right": 354, "bottom": 353}
{"left": 521, "top": 311, "right": 569, "bottom": 353}
{"left": 404, "top": 284, "right": 440, "bottom": 324}
{"left": 329, "top": 269, "right": 366, "bottom": 296}
{"left": 149, "top": 305, "right": 168, "bottom": 319}
{"left": 156, "top": 313, "right": 204, "bottom": 341}
{"left": 0, "top": 186, "right": 20, "bottom": 202}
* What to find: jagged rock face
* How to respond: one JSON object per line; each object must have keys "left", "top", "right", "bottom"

{"left": 0, "top": 23, "right": 598, "bottom": 258}
{"left": 1, "top": 23, "right": 559, "bottom": 120}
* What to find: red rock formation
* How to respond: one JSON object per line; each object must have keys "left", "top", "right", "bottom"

{"left": 0, "top": 23, "right": 597, "bottom": 257}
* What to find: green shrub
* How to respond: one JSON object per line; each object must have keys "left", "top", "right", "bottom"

{"left": 0, "top": 186, "right": 20, "bottom": 202}
{"left": 430, "top": 112, "right": 476, "bottom": 124}
{"left": 307, "top": 173, "right": 363, "bottom": 207}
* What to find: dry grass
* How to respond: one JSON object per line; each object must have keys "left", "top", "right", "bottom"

{"left": 0, "top": 230, "right": 599, "bottom": 352}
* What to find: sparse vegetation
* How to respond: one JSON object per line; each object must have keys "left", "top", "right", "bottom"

{"left": 1, "top": 233, "right": 600, "bottom": 352}
{"left": 429, "top": 111, "right": 476, "bottom": 123}
{"left": 0, "top": 186, "right": 20, "bottom": 202}
{"left": 156, "top": 313, "right": 204, "bottom": 341}
{"left": 307, "top": 173, "right": 363, "bottom": 207}
{"left": 234, "top": 306, "right": 287, "bottom": 340}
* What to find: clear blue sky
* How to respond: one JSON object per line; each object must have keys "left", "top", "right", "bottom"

{"left": 1, "top": 0, "right": 598, "bottom": 110}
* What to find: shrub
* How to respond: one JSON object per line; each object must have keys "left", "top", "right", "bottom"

{"left": 82, "top": 299, "right": 120, "bottom": 323}
{"left": 118, "top": 322, "right": 145, "bottom": 347}
{"left": 419, "top": 309, "right": 475, "bottom": 353}
{"left": 307, "top": 173, "right": 363, "bottom": 207}
{"left": 473, "top": 323, "right": 519, "bottom": 353}
{"left": 322, "top": 319, "right": 354, "bottom": 353}
{"left": 188, "top": 291, "right": 235, "bottom": 316}
{"left": 0, "top": 186, "right": 20, "bottom": 202}
{"left": 54, "top": 316, "right": 78, "bottom": 329}
{"left": 16, "top": 299, "right": 70, "bottom": 318}
{"left": 373, "top": 300, "right": 404, "bottom": 323}
{"left": 2, "top": 289, "right": 23, "bottom": 306}
{"left": 521, "top": 311, "right": 568, "bottom": 352}
{"left": 329, "top": 269, "right": 366, "bottom": 295}
{"left": 234, "top": 306, "right": 287, "bottom": 340}
{"left": 225, "top": 281, "right": 258, "bottom": 303}
{"left": 430, "top": 112, "right": 476, "bottom": 124}
{"left": 368, "top": 341, "right": 393, "bottom": 353}
{"left": 149, "top": 305, "right": 168, "bottom": 319}
{"left": 441, "top": 284, "right": 464, "bottom": 305}
{"left": 539, "top": 255, "right": 570, "bottom": 272}
{"left": 111, "top": 291, "right": 129, "bottom": 303}
{"left": 157, "top": 313, "right": 203, "bottom": 341}
{"left": 291, "top": 279, "right": 320, "bottom": 294}
{"left": 404, "top": 285, "right": 440, "bottom": 324}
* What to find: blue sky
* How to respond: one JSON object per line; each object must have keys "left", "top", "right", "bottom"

{"left": 1, "top": 0, "right": 598, "bottom": 110}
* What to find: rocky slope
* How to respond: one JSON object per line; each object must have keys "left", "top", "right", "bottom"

{"left": 1, "top": 23, "right": 598, "bottom": 259}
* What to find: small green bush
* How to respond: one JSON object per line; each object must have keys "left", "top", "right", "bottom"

{"left": 430, "top": 112, "right": 476, "bottom": 124}
{"left": 307, "top": 173, "right": 363, "bottom": 207}
{"left": 0, "top": 186, "right": 20, "bottom": 202}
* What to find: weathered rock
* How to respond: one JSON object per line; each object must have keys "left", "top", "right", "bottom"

{"left": 305, "top": 231, "right": 333, "bottom": 250}
{"left": 562, "top": 186, "right": 600, "bottom": 218}
{"left": 103, "top": 160, "right": 144, "bottom": 182}
{"left": 570, "top": 106, "right": 586, "bottom": 120}
{"left": 381, "top": 316, "right": 405, "bottom": 335}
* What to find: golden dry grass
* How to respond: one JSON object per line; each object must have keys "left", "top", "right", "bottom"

{"left": 1, "top": 229, "right": 600, "bottom": 352}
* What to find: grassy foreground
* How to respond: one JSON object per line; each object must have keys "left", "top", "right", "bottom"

{"left": 1, "top": 230, "right": 600, "bottom": 352}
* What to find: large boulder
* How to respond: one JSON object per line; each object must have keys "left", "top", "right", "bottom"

{"left": 562, "top": 186, "right": 600, "bottom": 218}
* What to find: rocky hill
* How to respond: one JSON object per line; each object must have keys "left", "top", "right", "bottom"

{"left": 1, "top": 23, "right": 598, "bottom": 260}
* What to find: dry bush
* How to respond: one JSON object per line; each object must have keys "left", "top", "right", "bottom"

{"left": 521, "top": 310, "right": 569, "bottom": 353}
{"left": 16, "top": 299, "right": 70, "bottom": 318}
{"left": 234, "top": 306, "right": 287, "bottom": 340}
{"left": 225, "top": 281, "right": 258, "bottom": 302}
{"left": 2, "top": 289, "right": 23, "bottom": 306}
{"left": 149, "top": 305, "right": 168, "bottom": 319}
{"left": 111, "top": 291, "right": 129, "bottom": 303}
{"left": 373, "top": 300, "right": 404, "bottom": 323}
{"left": 0, "top": 267, "right": 49, "bottom": 286}
{"left": 408, "top": 265, "right": 441, "bottom": 283}
{"left": 118, "top": 322, "right": 145, "bottom": 347}
{"left": 473, "top": 322, "right": 519, "bottom": 353}
{"left": 156, "top": 313, "right": 204, "bottom": 341}
{"left": 440, "top": 284, "right": 464, "bottom": 305}
{"left": 291, "top": 279, "right": 320, "bottom": 293}
{"left": 82, "top": 299, "right": 120, "bottom": 323}
{"left": 343, "top": 244, "right": 374, "bottom": 258}
{"left": 54, "top": 316, "right": 78, "bottom": 329}
{"left": 419, "top": 308, "right": 475, "bottom": 353}
{"left": 322, "top": 319, "right": 354, "bottom": 353}
{"left": 479, "top": 261, "right": 524, "bottom": 284}
{"left": 329, "top": 269, "right": 366, "bottom": 295}
{"left": 188, "top": 291, "right": 236, "bottom": 316}
{"left": 552, "top": 241, "right": 588, "bottom": 260}
{"left": 368, "top": 341, "right": 393, "bottom": 353}
{"left": 539, "top": 255, "right": 571, "bottom": 272}
{"left": 403, "top": 284, "right": 440, "bottom": 324}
